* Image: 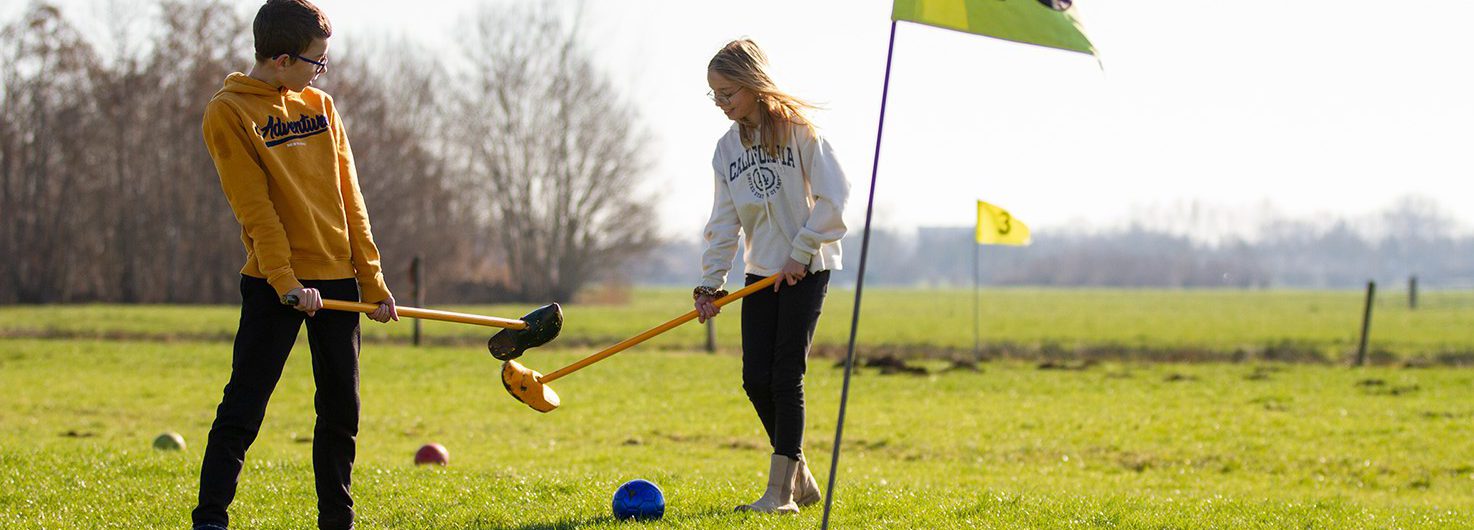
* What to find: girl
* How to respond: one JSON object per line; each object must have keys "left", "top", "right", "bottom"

{"left": 695, "top": 38, "right": 850, "bottom": 514}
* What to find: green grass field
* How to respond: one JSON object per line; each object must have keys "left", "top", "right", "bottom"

{"left": 6, "top": 288, "right": 1474, "bottom": 362}
{"left": 4, "top": 290, "right": 1474, "bottom": 528}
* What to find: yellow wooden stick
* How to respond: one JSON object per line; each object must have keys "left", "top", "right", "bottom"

{"left": 317, "top": 299, "right": 527, "bottom": 330}
{"left": 540, "top": 274, "right": 781, "bottom": 383}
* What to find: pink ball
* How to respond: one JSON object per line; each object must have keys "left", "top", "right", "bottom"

{"left": 414, "top": 443, "right": 448, "bottom": 466}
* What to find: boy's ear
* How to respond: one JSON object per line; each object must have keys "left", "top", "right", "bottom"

{"left": 266, "top": 53, "right": 290, "bottom": 70}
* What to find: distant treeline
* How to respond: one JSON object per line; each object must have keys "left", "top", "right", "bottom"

{"left": 631, "top": 196, "right": 1473, "bottom": 289}
{"left": 0, "top": 2, "right": 656, "bottom": 304}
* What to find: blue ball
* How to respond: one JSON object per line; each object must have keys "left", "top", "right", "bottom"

{"left": 611, "top": 479, "right": 665, "bottom": 521}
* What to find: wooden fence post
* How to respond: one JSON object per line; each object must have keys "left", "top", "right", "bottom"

{"left": 1409, "top": 275, "right": 1418, "bottom": 310}
{"left": 411, "top": 255, "right": 424, "bottom": 347}
{"left": 1356, "top": 280, "right": 1375, "bottom": 366}
{"left": 705, "top": 319, "right": 717, "bottom": 353}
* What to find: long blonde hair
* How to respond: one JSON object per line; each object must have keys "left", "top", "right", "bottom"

{"left": 708, "top": 39, "right": 818, "bottom": 158}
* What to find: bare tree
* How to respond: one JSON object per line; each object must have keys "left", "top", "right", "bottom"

{"left": 89, "top": 2, "right": 150, "bottom": 302}
{"left": 452, "top": 2, "right": 659, "bottom": 302}
{"left": 0, "top": 2, "right": 659, "bottom": 304}
{"left": 145, "top": 0, "right": 251, "bottom": 303}
{"left": 0, "top": 4, "right": 103, "bottom": 303}
{"left": 317, "top": 38, "right": 476, "bottom": 301}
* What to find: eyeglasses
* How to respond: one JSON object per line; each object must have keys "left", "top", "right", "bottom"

{"left": 294, "top": 54, "right": 328, "bottom": 74}
{"left": 707, "top": 88, "right": 740, "bottom": 105}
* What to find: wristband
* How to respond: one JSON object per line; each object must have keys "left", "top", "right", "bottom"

{"left": 692, "top": 286, "right": 728, "bottom": 300}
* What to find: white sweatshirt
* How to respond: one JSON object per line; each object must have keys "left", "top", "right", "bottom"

{"left": 700, "top": 122, "right": 851, "bottom": 290}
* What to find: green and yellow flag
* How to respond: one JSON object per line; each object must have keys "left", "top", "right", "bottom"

{"left": 892, "top": 0, "right": 1095, "bottom": 55}
{"left": 976, "top": 200, "right": 1031, "bottom": 245}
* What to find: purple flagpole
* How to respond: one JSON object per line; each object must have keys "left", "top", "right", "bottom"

{"left": 821, "top": 18, "right": 898, "bottom": 530}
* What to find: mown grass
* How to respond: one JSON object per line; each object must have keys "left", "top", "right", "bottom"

{"left": 2, "top": 335, "right": 1472, "bottom": 528}
{"left": 5, "top": 288, "right": 1474, "bottom": 362}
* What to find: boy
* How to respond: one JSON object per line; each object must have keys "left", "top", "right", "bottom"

{"left": 193, "top": 1, "right": 397, "bottom": 529}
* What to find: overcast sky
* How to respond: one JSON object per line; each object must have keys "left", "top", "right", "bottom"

{"left": 12, "top": 0, "right": 1473, "bottom": 239}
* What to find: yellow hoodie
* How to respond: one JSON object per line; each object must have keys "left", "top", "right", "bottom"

{"left": 202, "top": 73, "right": 390, "bottom": 303}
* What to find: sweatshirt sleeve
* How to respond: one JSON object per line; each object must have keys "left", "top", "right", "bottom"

{"left": 700, "top": 169, "right": 742, "bottom": 290}
{"left": 203, "top": 100, "right": 302, "bottom": 297}
{"left": 791, "top": 132, "right": 850, "bottom": 265}
{"left": 328, "top": 99, "right": 392, "bottom": 304}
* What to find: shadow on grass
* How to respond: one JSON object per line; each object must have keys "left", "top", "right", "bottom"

{"left": 487, "top": 507, "right": 737, "bottom": 530}
{"left": 488, "top": 515, "right": 611, "bottom": 530}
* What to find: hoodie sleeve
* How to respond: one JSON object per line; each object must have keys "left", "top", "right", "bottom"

{"left": 791, "top": 131, "right": 850, "bottom": 265}
{"left": 203, "top": 99, "right": 302, "bottom": 297}
{"left": 700, "top": 167, "right": 742, "bottom": 291}
{"left": 327, "top": 98, "right": 392, "bottom": 304}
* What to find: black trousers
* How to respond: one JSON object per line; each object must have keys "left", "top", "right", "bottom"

{"left": 194, "top": 275, "right": 362, "bottom": 530}
{"left": 740, "top": 270, "right": 829, "bottom": 459}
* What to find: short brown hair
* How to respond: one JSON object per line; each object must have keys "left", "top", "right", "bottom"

{"left": 253, "top": 0, "right": 332, "bottom": 62}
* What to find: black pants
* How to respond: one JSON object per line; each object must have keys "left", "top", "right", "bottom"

{"left": 741, "top": 270, "right": 829, "bottom": 459}
{"left": 194, "top": 275, "right": 362, "bottom": 530}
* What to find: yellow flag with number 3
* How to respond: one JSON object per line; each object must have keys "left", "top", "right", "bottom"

{"left": 976, "top": 200, "right": 1031, "bottom": 245}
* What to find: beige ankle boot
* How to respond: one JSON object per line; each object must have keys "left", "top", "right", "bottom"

{"left": 792, "top": 454, "right": 822, "bottom": 507}
{"left": 735, "top": 454, "right": 799, "bottom": 514}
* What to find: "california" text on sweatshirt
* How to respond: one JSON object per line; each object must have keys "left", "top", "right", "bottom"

{"left": 701, "top": 122, "right": 850, "bottom": 290}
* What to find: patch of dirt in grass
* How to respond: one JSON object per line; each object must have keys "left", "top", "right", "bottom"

{"left": 1357, "top": 378, "right": 1420, "bottom": 396}
{"left": 1249, "top": 396, "right": 1291, "bottom": 412}
{"left": 1244, "top": 365, "right": 1282, "bottom": 381}
{"left": 1, "top": 328, "right": 236, "bottom": 343}
{"left": 1429, "top": 351, "right": 1474, "bottom": 367}
{"left": 1077, "top": 448, "right": 1241, "bottom": 475}
{"left": 1037, "top": 360, "right": 1095, "bottom": 371}
{"left": 721, "top": 439, "right": 763, "bottom": 450}
{"left": 865, "top": 356, "right": 929, "bottom": 375}
{"left": 943, "top": 359, "right": 983, "bottom": 373}
{"left": 1377, "top": 384, "right": 1421, "bottom": 396}
{"left": 1258, "top": 340, "right": 1328, "bottom": 363}
{"left": 1341, "top": 348, "right": 1401, "bottom": 366}
{"left": 811, "top": 340, "right": 1352, "bottom": 366}
{"left": 1421, "top": 411, "right": 1474, "bottom": 420}
{"left": 1116, "top": 452, "right": 1156, "bottom": 472}
{"left": 829, "top": 354, "right": 929, "bottom": 376}
{"left": 654, "top": 431, "right": 698, "bottom": 443}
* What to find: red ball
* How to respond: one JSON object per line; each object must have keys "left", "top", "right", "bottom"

{"left": 414, "top": 443, "right": 448, "bottom": 466}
